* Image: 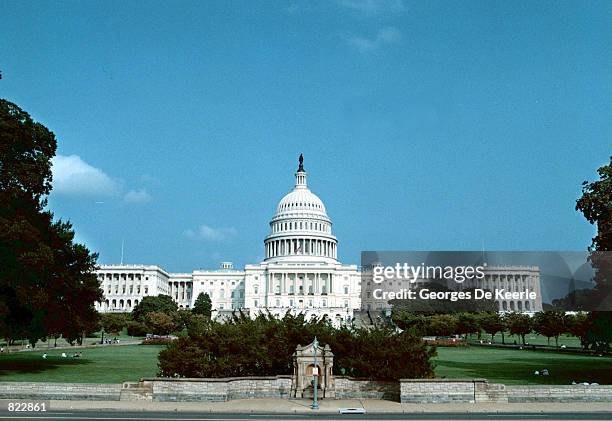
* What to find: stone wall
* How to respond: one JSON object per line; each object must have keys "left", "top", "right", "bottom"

{"left": 400, "top": 379, "right": 481, "bottom": 403}
{"left": 335, "top": 377, "right": 399, "bottom": 401}
{"left": 506, "top": 384, "right": 612, "bottom": 403}
{"left": 400, "top": 380, "right": 612, "bottom": 404}
{"left": 140, "top": 376, "right": 293, "bottom": 402}
{"left": 2, "top": 379, "right": 612, "bottom": 403}
{"left": 0, "top": 382, "right": 121, "bottom": 401}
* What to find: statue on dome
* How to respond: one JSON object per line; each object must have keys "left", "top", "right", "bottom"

{"left": 298, "top": 153, "right": 304, "bottom": 172}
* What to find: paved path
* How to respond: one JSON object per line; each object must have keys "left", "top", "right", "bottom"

{"left": 46, "top": 399, "right": 612, "bottom": 414}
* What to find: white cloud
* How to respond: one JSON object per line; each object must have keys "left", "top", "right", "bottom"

{"left": 123, "top": 188, "right": 152, "bottom": 203}
{"left": 184, "top": 224, "right": 237, "bottom": 242}
{"left": 343, "top": 26, "right": 402, "bottom": 53}
{"left": 51, "top": 154, "right": 120, "bottom": 196}
{"left": 336, "top": 0, "right": 405, "bottom": 14}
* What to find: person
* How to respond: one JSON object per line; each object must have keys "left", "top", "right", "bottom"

{"left": 42, "top": 353, "right": 47, "bottom": 359}
{"left": 0, "top": 347, "right": 4, "bottom": 353}
{"left": 61, "top": 352, "right": 67, "bottom": 358}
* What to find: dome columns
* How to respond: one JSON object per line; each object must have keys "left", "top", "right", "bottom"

{"left": 265, "top": 237, "right": 337, "bottom": 259}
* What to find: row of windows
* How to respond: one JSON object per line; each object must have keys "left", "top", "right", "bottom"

{"left": 272, "top": 220, "right": 330, "bottom": 233}
{"left": 253, "top": 298, "right": 351, "bottom": 308}
{"left": 279, "top": 201, "right": 323, "bottom": 211}
{"left": 98, "top": 273, "right": 150, "bottom": 281}
{"left": 107, "top": 286, "right": 149, "bottom": 295}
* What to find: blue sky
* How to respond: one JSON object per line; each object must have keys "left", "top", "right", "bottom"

{"left": 1, "top": 1, "right": 610, "bottom": 272}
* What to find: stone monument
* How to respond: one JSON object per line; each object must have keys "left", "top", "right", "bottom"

{"left": 291, "top": 339, "right": 335, "bottom": 398}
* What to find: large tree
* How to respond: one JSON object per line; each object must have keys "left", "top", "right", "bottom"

{"left": 576, "top": 157, "right": 612, "bottom": 349}
{"left": 505, "top": 312, "right": 532, "bottom": 345}
{"left": 131, "top": 295, "right": 178, "bottom": 323}
{"left": 0, "top": 99, "right": 102, "bottom": 345}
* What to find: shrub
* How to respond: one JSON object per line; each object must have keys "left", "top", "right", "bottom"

{"left": 126, "top": 321, "right": 148, "bottom": 337}
{"left": 158, "top": 312, "right": 435, "bottom": 380}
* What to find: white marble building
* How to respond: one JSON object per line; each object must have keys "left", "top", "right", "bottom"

{"left": 96, "top": 156, "right": 360, "bottom": 324}
{"left": 95, "top": 155, "right": 541, "bottom": 319}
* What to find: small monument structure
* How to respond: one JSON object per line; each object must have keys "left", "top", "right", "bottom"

{"left": 291, "top": 339, "right": 335, "bottom": 399}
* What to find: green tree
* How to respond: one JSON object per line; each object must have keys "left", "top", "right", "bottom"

{"left": 565, "top": 312, "right": 590, "bottom": 349}
{"left": 456, "top": 312, "right": 480, "bottom": 338}
{"left": 533, "top": 311, "right": 566, "bottom": 347}
{"left": 479, "top": 312, "right": 505, "bottom": 343}
{"left": 505, "top": 312, "right": 532, "bottom": 345}
{"left": 0, "top": 99, "right": 102, "bottom": 346}
{"left": 100, "top": 313, "right": 130, "bottom": 335}
{"left": 145, "top": 311, "right": 178, "bottom": 336}
{"left": 131, "top": 295, "right": 178, "bottom": 322}
{"left": 158, "top": 312, "right": 436, "bottom": 380}
{"left": 425, "top": 314, "right": 457, "bottom": 337}
{"left": 576, "top": 157, "right": 612, "bottom": 349}
{"left": 192, "top": 292, "right": 212, "bottom": 318}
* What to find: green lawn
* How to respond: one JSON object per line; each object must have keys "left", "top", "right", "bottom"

{"left": 1, "top": 344, "right": 610, "bottom": 385}
{"left": 0, "top": 345, "right": 163, "bottom": 383}
{"left": 476, "top": 333, "right": 583, "bottom": 348}
{"left": 435, "top": 346, "right": 612, "bottom": 385}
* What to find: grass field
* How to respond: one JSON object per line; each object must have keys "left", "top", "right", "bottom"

{"left": 0, "top": 345, "right": 163, "bottom": 383}
{"left": 1, "top": 344, "right": 610, "bottom": 385}
{"left": 434, "top": 346, "right": 612, "bottom": 385}
{"left": 476, "top": 333, "right": 583, "bottom": 348}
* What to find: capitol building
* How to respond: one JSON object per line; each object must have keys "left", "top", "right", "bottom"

{"left": 95, "top": 156, "right": 542, "bottom": 321}
{"left": 96, "top": 156, "right": 361, "bottom": 324}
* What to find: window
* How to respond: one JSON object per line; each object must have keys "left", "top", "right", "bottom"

{"left": 322, "top": 299, "right": 327, "bottom": 307}
{"left": 254, "top": 285, "right": 259, "bottom": 294}
{"left": 343, "top": 285, "right": 349, "bottom": 294}
{"left": 254, "top": 300, "right": 258, "bottom": 307}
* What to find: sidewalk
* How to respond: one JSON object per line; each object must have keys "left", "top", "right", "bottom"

{"left": 50, "top": 399, "right": 612, "bottom": 414}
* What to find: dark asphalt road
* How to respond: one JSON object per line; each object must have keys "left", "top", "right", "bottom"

{"left": 1, "top": 410, "right": 612, "bottom": 421}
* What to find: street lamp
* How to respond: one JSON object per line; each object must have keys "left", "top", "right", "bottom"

{"left": 311, "top": 336, "right": 319, "bottom": 410}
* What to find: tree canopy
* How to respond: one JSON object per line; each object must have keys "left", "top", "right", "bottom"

{"left": 192, "top": 292, "right": 212, "bottom": 318}
{"left": 0, "top": 99, "right": 102, "bottom": 345}
{"left": 159, "top": 312, "right": 436, "bottom": 380}
{"left": 131, "top": 295, "right": 178, "bottom": 322}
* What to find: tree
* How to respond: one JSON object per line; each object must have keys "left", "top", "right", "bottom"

{"left": 576, "top": 156, "right": 612, "bottom": 256}
{"left": 425, "top": 314, "right": 457, "bottom": 337}
{"left": 565, "top": 312, "right": 590, "bottom": 349}
{"left": 479, "top": 312, "right": 505, "bottom": 343}
{"left": 505, "top": 312, "right": 532, "bottom": 345}
{"left": 456, "top": 312, "right": 480, "bottom": 338}
{"left": 533, "top": 311, "right": 566, "bottom": 347}
{"left": 145, "top": 311, "right": 178, "bottom": 336}
{"left": 576, "top": 157, "right": 612, "bottom": 348}
{"left": 131, "top": 295, "right": 178, "bottom": 323}
{"left": 192, "top": 292, "right": 212, "bottom": 318}
{"left": 126, "top": 320, "right": 148, "bottom": 337}
{"left": 100, "top": 313, "right": 129, "bottom": 335}
{"left": 0, "top": 99, "right": 102, "bottom": 345}
{"left": 158, "top": 312, "right": 436, "bottom": 380}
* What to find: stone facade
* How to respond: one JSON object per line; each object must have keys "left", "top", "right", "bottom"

{"left": 400, "top": 379, "right": 480, "bottom": 403}
{"left": 142, "top": 376, "right": 293, "bottom": 402}
{"left": 335, "top": 377, "right": 400, "bottom": 401}
{"left": 506, "top": 384, "right": 612, "bottom": 402}
{"left": 2, "top": 380, "right": 612, "bottom": 403}
{"left": 0, "top": 382, "right": 121, "bottom": 401}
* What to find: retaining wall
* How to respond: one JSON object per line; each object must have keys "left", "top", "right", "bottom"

{"left": 0, "top": 382, "right": 121, "bottom": 401}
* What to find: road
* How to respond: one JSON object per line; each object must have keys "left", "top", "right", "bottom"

{"left": 2, "top": 410, "right": 612, "bottom": 421}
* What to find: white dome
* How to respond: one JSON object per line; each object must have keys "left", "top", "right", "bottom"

{"left": 264, "top": 155, "right": 338, "bottom": 262}
{"left": 276, "top": 188, "right": 327, "bottom": 216}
